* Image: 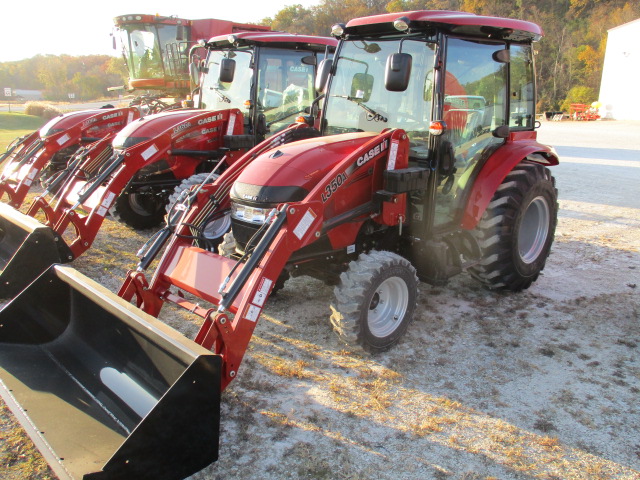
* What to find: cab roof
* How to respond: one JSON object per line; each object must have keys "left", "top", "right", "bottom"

{"left": 344, "top": 10, "right": 543, "bottom": 42}
{"left": 206, "top": 31, "right": 337, "bottom": 51}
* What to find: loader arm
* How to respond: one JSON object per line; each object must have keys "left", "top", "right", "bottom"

{"left": 118, "top": 122, "right": 320, "bottom": 312}
{"left": 35, "top": 110, "right": 243, "bottom": 259}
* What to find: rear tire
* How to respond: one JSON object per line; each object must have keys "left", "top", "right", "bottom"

{"left": 469, "top": 162, "right": 558, "bottom": 291}
{"left": 111, "top": 192, "right": 166, "bottom": 230}
{"left": 330, "top": 251, "right": 418, "bottom": 353}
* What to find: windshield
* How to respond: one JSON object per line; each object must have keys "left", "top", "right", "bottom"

{"left": 119, "top": 24, "right": 183, "bottom": 79}
{"left": 323, "top": 37, "right": 436, "bottom": 149}
{"left": 200, "top": 49, "right": 253, "bottom": 113}
{"left": 256, "top": 48, "right": 317, "bottom": 134}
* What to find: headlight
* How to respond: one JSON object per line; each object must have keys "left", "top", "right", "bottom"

{"left": 230, "top": 203, "right": 270, "bottom": 224}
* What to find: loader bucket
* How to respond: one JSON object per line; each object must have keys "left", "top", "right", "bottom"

{"left": 0, "top": 265, "right": 222, "bottom": 480}
{"left": 0, "top": 202, "right": 73, "bottom": 298}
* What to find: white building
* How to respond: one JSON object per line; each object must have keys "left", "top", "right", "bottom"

{"left": 598, "top": 18, "right": 640, "bottom": 120}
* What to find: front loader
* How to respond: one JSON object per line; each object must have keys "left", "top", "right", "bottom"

{"left": 0, "top": 10, "right": 559, "bottom": 479}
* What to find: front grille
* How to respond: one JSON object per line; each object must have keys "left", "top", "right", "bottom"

{"left": 230, "top": 217, "right": 263, "bottom": 252}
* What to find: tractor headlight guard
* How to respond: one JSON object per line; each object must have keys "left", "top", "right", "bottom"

{"left": 230, "top": 202, "right": 270, "bottom": 224}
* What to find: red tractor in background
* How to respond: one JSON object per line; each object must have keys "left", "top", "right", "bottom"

{"left": 0, "top": 32, "right": 336, "bottom": 297}
{"left": 0, "top": 10, "right": 558, "bottom": 480}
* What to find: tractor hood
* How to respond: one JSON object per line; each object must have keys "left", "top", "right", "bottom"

{"left": 39, "top": 107, "right": 140, "bottom": 138}
{"left": 231, "top": 132, "right": 377, "bottom": 205}
{"left": 113, "top": 109, "right": 201, "bottom": 143}
{"left": 39, "top": 109, "right": 106, "bottom": 137}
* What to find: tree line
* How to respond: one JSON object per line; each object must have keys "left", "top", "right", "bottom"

{"left": 0, "top": 55, "right": 127, "bottom": 101}
{"left": 2, "top": 1, "right": 638, "bottom": 109}
{"left": 260, "top": 0, "right": 640, "bottom": 111}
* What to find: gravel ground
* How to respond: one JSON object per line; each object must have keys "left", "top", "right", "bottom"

{"left": 1, "top": 119, "right": 639, "bottom": 480}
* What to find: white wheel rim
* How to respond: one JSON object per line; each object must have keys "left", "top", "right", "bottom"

{"left": 203, "top": 214, "right": 231, "bottom": 240}
{"left": 367, "top": 276, "right": 409, "bottom": 338}
{"left": 519, "top": 196, "right": 550, "bottom": 264}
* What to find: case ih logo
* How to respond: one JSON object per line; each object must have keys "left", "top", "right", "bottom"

{"left": 355, "top": 139, "right": 389, "bottom": 167}
{"left": 173, "top": 122, "right": 192, "bottom": 135}
{"left": 81, "top": 117, "right": 98, "bottom": 129}
{"left": 201, "top": 127, "right": 219, "bottom": 135}
{"left": 197, "top": 114, "right": 223, "bottom": 125}
{"left": 102, "top": 111, "right": 123, "bottom": 121}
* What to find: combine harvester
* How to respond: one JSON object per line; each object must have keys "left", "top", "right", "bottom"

{"left": 0, "top": 31, "right": 336, "bottom": 297}
{"left": 0, "top": 11, "right": 558, "bottom": 480}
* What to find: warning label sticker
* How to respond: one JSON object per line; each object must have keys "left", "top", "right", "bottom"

{"left": 293, "top": 208, "right": 317, "bottom": 240}
{"left": 245, "top": 304, "right": 261, "bottom": 322}
{"left": 96, "top": 191, "right": 116, "bottom": 217}
{"left": 387, "top": 140, "right": 399, "bottom": 170}
{"left": 252, "top": 277, "right": 273, "bottom": 307}
{"left": 141, "top": 144, "right": 158, "bottom": 161}
{"left": 56, "top": 133, "right": 71, "bottom": 146}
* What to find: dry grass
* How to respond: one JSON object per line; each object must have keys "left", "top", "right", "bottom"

{"left": 23, "top": 102, "right": 62, "bottom": 120}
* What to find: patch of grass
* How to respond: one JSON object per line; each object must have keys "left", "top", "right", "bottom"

{"left": 0, "top": 112, "right": 46, "bottom": 150}
{"left": 0, "top": 404, "right": 54, "bottom": 479}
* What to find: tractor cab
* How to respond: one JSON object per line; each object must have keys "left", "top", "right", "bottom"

{"left": 318, "top": 12, "right": 540, "bottom": 235}
{"left": 195, "top": 32, "right": 336, "bottom": 142}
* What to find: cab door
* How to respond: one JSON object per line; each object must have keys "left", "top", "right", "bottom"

{"left": 433, "top": 37, "right": 508, "bottom": 229}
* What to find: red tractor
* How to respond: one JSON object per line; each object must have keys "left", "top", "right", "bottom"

{"left": 0, "top": 11, "right": 558, "bottom": 480}
{"left": 0, "top": 32, "right": 336, "bottom": 297}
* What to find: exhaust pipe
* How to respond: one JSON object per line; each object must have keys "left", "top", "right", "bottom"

{"left": 0, "top": 265, "right": 222, "bottom": 479}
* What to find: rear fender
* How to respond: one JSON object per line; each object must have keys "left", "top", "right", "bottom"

{"left": 460, "top": 131, "right": 559, "bottom": 230}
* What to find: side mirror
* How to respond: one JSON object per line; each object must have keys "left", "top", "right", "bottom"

{"left": 385, "top": 53, "right": 412, "bottom": 92}
{"left": 492, "top": 49, "right": 510, "bottom": 63}
{"left": 189, "top": 62, "right": 199, "bottom": 88}
{"left": 301, "top": 55, "right": 317, "bottom": 66}
{"left": 315, "top": 59, "right": 333, "bottom": 94}
{"left": 350, "top": 73, "right": 374, "bottom": 102}
{"left": 219, "top": 58, "right": 236, "bottom": 83}
{"left": 492, "top": 125, "right": 510, "bottom": 138}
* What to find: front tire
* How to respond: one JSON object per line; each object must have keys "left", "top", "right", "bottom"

{"left": 330, "top": 251, "right": 418, "bottom": 353}
{"left": 469, "top": 162, "right": 558, "bottom": 291}
{"left": 111, "top": 192, "right": 166, "bottom": 229}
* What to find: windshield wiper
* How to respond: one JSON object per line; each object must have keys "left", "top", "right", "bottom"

{"left": 332, "top": 95, "right": 387, "bottom": 122}
{"left": 266, "top": 108, "right": 308, "bottom": 127}
{"left": 209, "top": 86, "right": 231, "bottom": 103}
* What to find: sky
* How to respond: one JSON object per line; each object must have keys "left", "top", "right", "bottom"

{"left": 1, "top": 0, "right": 321, "bottom": 62}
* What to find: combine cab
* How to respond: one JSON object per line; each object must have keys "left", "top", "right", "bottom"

{"left": 113, "top": 14, "right": 271, "bottom": 95}
{"left": 0, "top": 10, "right": 558, "bottom": 479}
